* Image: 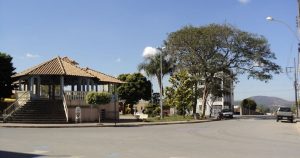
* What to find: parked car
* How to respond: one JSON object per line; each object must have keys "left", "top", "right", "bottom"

{"left": 218, "top": 109, "right": 233, "bottom": 119}
{"left": 276, "top": 107, "right": 294, "bottom": 123}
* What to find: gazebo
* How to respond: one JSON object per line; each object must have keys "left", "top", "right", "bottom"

{"left": 4, "top": 56, "right": 124, "bottom": 123}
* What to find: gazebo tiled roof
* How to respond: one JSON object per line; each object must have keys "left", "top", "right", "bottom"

{"left": 13, "top": 56, "right": 124, "bottom": 84}
{"left": 13, "top": 56, "right": 92, "bottom": 78}
{"left": 83, "top": 67, "right": 125, "bottom": 84}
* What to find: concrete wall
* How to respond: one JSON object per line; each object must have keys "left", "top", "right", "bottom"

{"left": 67, "top": 103, "right": 119, "bottom": 123}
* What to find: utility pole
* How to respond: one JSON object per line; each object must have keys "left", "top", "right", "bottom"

{"left": 160, "top": 49, "right": 163, "bottom": 119}
{"left": 293, "top": 58, "right": 299, "bottom": 118}
{"left": 296, "top": 0, "right": 300, "bottom": 118}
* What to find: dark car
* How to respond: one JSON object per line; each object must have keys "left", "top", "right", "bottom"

{"left": 218, "top": 109, "right": 234, "bottom": 119}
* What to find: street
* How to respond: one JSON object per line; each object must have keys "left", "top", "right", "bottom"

{"left": 0, "top": 119, "right": 299, "bottom": 158}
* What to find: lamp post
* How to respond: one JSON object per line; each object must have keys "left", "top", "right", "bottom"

{"left": 266, "top": 16, "right": 299, "bottom": 118}
{"left": 159, "top": 48, "right": 163, "bottom": 119}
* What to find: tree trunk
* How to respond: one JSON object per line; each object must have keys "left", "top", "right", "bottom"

{"left": 209, "top": 105, "right": 213, "bottom": 118}
{"left": 201, "top": 85, "right": 209, "bottom": 118}
{"left": 193, "top": 82, "right": 198, "bottom": 119}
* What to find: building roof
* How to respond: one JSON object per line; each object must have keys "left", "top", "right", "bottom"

{"left": 13, "top": 56, "right": 92, "bottom": 77}
{"left": 13, "top": 56, "right": 124, "bottom": 84}
{"left": 83, "top": 67, "right": 125, "bottom": 84}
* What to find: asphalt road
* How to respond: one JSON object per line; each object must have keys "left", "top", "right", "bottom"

{"left": 0, "top": 119, "right": 299, "bottom": 158}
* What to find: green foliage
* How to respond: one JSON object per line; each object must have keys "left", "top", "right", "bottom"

{"left": 165, "top": 70, "right": 193, "bottom": 116}
{"left": 164, "top": 24, "right": 281, "bottom": 118}
{"left": 256, "top": 105, "right": 271, "bottom": 114}
{"left": 146, "top": 115, "right": 194, "bottom": 122}
{"left": 117, "top": 73, "right": 152, "bottom": 106}
{"left": 291, "top": 105, "right": 297, "bottom": 114}
{"left": 86, "top": 92, "right": 112, "bottom": 105}
{"left": 144, "top": 103, "right": 161, "bottom": 117}
{"left": 0, "top": 52, "right": 15, "bottom": 98}
{"left": 241, "top": 99, "right": 257, "bottom": 111}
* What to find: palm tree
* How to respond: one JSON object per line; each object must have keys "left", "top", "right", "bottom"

{"left": 138, "top": 47, "right": 173, "bottom": 95}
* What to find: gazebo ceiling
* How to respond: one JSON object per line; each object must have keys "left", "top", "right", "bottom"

{"left": 13, "top": 56, "right": 124, "bottom": 84}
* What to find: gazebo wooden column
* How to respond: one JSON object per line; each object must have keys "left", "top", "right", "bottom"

{"left": 36, "top": 76, "right": 41, "bottom": 98}
{"left": 86, "top": 78, "right": 90, "bottom": 91}
{"left": 77, "top": 78, "right": 82, "bottom": 91}
{"left": 60, "top": 76, "right": 64, "bottom": 97}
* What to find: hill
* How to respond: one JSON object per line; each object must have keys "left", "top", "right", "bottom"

{"left": 234, "top": 96, "right": 293, "bottom": 108}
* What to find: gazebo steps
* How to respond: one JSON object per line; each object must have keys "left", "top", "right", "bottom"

{"left": 5, "top": 99, "right": 67, "bottom": 124}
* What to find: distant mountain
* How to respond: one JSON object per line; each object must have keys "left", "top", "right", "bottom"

{"left": 234, "top": 96, "right": 293, "bottom": 108}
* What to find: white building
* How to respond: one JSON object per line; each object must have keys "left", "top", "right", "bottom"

{"left": 196, "top": 78, "right": 234, "bottom": 117}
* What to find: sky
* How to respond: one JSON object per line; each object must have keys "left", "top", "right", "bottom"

{"left": 0, "top": 0, "right": 298, "bottom": 101}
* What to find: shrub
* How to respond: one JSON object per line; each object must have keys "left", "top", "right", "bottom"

{"left": 86, "top": 92, "right": 98, "bottom": 104}
{"left": 86, "top": 92, "right": 112, "bottom": 105}
{"left": 97, "top": 92, "right": 112, "bottom": 104}
{"left": 144, "top": 103, "right": 160, "bottom": 117}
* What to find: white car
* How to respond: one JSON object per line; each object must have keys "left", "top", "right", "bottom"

{"left": 276, "top": 107, "right": 294, "bottom": 123}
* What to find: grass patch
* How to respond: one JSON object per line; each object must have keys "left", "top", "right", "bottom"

{"left": 146, "top": 115, "right": 195, "bottom": 122}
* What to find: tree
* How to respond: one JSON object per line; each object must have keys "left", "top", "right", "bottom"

{"left": 138, "top": 47, "right": 174, "bottom": 95}
{"left": 117, "top": 73, "right": 152, "bottom": 113}
{"left": 0, "top": 52, "right": 15, "bottom": 98}
{"left": 241, "top": 98, "right": 257, "bottom": 111}
{"left": 165, "top": 24, "right": 281, "bottom": 118}
{"left": 256, "top": 104, "right": 270, "bottom": 114}
{"left": 165, "top": 70, "right": 193, "bottom": 116}
{"left": 86, "top": 92, "right": 112, "bottom": 105}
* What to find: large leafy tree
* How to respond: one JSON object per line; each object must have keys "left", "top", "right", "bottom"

{"left": 138, "top": 47, "right": 174, "bottom": 95}
{"left": 0, "top": 52, "right": 15, "bottom": 98}
{"left": 165, "top": 24, "right": 281, "bottom": 118}
{"left": 241, "top": 98, "right": 257, "bottom": 111}
{"left": 117, "top": 73, "right": 152, "bottom": 112}
{"left": 165, "top": 70, "right": 193, "bottom": 116}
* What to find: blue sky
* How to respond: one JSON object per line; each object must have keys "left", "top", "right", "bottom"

{"left": 0, "top": 0, "right": 298, "bottom": 101}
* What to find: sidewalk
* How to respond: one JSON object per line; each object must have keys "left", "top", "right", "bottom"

{"left": 0, "top": 119, "right": 214, "bottom": 128}
{"left": 296, "top": 118, "right": 300, "bottom": 132}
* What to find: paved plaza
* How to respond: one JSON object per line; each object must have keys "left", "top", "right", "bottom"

{"left": 0, "top": 119, "right": 299, "bottom": 158}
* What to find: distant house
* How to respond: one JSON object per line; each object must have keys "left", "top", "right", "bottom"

{"left": 3, "top": 56, "right": 124, "bottom": 123}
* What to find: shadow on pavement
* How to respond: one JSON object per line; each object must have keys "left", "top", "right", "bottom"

{"left": 0, "top": 150, "right": 43, "bottom": 158}
{"left": 280, "top": 120, "right": 297, "bottom": 124}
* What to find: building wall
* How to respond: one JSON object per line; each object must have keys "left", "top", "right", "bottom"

{"left": 67, "top": 102, "right": 119, "bottom": 122}
{"left": 196, "top": 79, "right": 234, "bottom": 117}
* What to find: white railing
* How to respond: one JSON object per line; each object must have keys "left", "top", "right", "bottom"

{"left": 64, "top": 91, "right": 115, "bottom": 106}
{"left": 62, "top": 93, "right": 69, "bottom": 122}
{"left": 65, "top": 91, "right": 87, "bottom": 101}
{"left": 3, "top": 91, "right": 30, "bottom": 121}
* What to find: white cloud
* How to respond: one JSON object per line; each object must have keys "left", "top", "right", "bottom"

{"left": 26, "top": 53, "right": 39, "bottom": 58}
{"left": 238, "top": 0, "right": 250, "bottom": 5}
{"left": 115, "top": 58, "right": 121, "bottom": 62}
{"left": 140, "top": 69, "right": 147, "bottom": 76}
{"left": 142, "top": 46, "right": 159, "bottom": 58}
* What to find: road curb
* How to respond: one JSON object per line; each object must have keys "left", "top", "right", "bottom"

{"left": 0, "top": 119, "right": 216, "bottom": 128}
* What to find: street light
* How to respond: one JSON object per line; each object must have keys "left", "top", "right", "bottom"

{"left": 159, "top": 47, "right": 163, "bottom": 119}
{"left": 266, "top": 16, "right": 299, "bottom": 118}
{"left": 266, "top": 16, "right": 300, "bottom": 41}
